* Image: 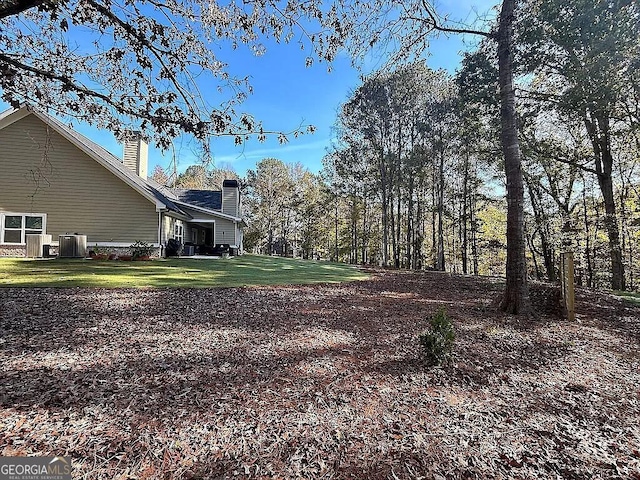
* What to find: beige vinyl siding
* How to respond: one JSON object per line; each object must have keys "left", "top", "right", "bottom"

{"left": 178, "top": 205, "right": 239, "bottom": 246}
{"left": 214, "top": 217, "right": 236, "bottom": 245}
{"left": 186, "top": 225, "right": 196, "bottom": 244}
{"left": 0, "top": 114, "right": 158, "bottom": 244}
{"left": 161, "top": 214, "right": 173, "bottom": 244}
{"left": 221, "top": 186, "right": 238, "bottom": 217}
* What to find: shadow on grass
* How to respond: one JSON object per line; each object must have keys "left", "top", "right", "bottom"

{"left": 0, "top": 255, "right": 368, "bottom": 288}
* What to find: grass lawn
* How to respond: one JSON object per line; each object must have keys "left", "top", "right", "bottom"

{"left": 0, "top": 254, "right": 368, "bottom": 287}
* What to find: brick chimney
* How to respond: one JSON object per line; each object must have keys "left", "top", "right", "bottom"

{"left": 123, "top": 131, "right": 148, "bottom": 179}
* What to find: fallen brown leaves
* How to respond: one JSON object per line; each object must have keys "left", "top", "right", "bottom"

{"left": 0, "top": 270, "right": 638, "bottom": 479}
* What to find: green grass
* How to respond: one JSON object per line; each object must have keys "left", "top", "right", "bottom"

{"left": 0, "top": 254, "right": 369, "bottom": 288}
{"left": 613, "top": 290, "right": 640, "bottom": 305}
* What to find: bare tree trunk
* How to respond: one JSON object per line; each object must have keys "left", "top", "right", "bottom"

{"left": 334, "top": 192, "right": 339, "bottom": 261}
{"left": 470, "top": 170, "right": 479, "bottom": 276}
{"left": 431, "top": 165, "right": 437, "bottom": 268}
{"left": 395, "top": 181, "right": 402, "bottom": 268}
{"left": 436, "top": 141, "right": 445, "bottom": 271}
{"left": 527, "top": 231, "right": 542, "bottom": 280}
{"left": 584, "top": 112, "right": 625, "bottom": 290}
{"left": 415, "top": 186, "right": 424, "bottom": 269}
{"left": 407, "top": 175, "right": 414, "bottom": 269}
{"left": 379, "top": 149, "right": 390, "bottom": 266}
{"left": 462, "top": 153, "right": 469, "bottom": 275}
{"left": 582, "top": 182, "right": 594, "bottom": 288}
{"left": 498, "top": 0, "right": 531, "bottom": 314}
{"left": 525, "top": 178, "right": 555, "bottom": 281}
{"left": 389, "top": 193, "right": 397, "bottom": 266}
{"left": 362, "top": 196, "right": 368, "bottom": 264}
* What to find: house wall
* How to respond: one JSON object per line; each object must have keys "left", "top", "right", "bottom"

{"left": 214, "top": 218, "right": 237, "bottom": 246}
{"left": 178, "top": 205, "right": 240, "bottom": 247}
{"left": 161, "top": 215, "right": 173, "bottom": 244}
{"left": 0, "top": 114, "right": 159, "bottom": 247}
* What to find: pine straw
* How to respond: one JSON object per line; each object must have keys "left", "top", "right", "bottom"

{"left": 0, "top": 270, "right": 638, "bottom": 479}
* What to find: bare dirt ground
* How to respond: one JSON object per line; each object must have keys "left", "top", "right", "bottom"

{"left": 1, "top": 269, "right": 639, "bottom": 479}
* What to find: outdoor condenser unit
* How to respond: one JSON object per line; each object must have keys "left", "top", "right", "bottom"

{"left": 26, "top": 234, "right": 52, "bottom": 258}
{"left": 58, "top": 234, "right": 87, "bottom": 258}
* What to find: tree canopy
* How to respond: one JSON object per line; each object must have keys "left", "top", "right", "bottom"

{"left": 0, "top": 0, "right": 326, "bottom": 150}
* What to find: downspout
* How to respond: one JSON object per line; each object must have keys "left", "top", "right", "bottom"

{"left": 157, "top": 212, "right": 163, "bottom": 257}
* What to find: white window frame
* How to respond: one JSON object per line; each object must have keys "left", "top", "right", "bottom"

{"left": 173, "top": 221, "right": 184, "bottom": 243}
{"left": 191, "top": 227, "right": 198, "bottom": 244}
{"left": 0, "top": 213, "right": 47, "bottom": 245}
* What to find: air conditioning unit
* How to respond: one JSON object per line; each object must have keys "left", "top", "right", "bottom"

{"left": 26, "top": 234, "right": 52, "bottom": 258}
{"left": 58, "top": 235, "right": 87, "bottom": 258}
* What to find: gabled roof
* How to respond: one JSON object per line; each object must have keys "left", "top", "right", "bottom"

{"left": 0, "top": 107, "right": 193, "bottom": 216}
{"left": 0, "top": 106, "right": 243, "bottom": 222}
{"left": 149, "top": 179, "right": 241, "bottom": 222}
{"left": 171, "top": 189, "right": 222, "bottom": 210}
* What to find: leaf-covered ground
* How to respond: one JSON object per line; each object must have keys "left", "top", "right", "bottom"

{"left": 1, "top": 269, "right": 638, "bottom": 479}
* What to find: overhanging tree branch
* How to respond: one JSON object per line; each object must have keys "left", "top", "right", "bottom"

{"left": 0, "top": 0, "right": 54, "bottom": 19}
{"left": 415, "top": 0, "right": 495, "bottom": 39}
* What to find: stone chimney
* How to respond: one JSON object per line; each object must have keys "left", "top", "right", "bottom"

{"left": 222, "top": 179, "right": 240, "bottom": 217}
{"left": 123, "top": 131, "right": 148, "bottom": 179}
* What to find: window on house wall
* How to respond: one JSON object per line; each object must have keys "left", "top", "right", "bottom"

{"left": 0, "top": 213, "right": 46, "bottom": 244}
{"left": 191, "top": 228, "right": 199, "bottom": 244}
{"left": 173, "top": 222, "right": 183, "bottom": 243}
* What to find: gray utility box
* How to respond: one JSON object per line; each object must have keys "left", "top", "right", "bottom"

{"left": 26, "top": 234, "right": 52, "bottom": 258}
{"left": 182, "top": 245, "right": 195, "bottom": 256}
{"left": 58, "top": 235, "right": 87, "bottom": 258}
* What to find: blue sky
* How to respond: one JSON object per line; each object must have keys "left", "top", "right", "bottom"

{"left": 2, "top": 0, "right": 498, "bottom": 179}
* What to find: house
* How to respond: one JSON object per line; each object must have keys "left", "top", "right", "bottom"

{"left": 0, "top": 107, "right": 244, "bottom": 257}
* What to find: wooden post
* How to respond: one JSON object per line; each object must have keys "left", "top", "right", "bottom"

{"left": 560, "top": 252, "right": 575, "bottom": 321}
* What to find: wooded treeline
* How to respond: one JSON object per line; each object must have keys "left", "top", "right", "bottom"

{"left": 155, "top": 0, "right": 639, "bottom": 292}
{"left": 248, "top": 0, "right": 639, "bottom": 291}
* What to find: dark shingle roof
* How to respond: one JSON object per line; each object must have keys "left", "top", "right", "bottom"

{"left": 171, "top": 189, "right": 222, "bottom": 210}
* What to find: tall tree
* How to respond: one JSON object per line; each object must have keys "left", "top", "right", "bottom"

{"left": 517, "top": 0, "right": 640, "bottom": 290}
{"left": 246, "top": 158, "right": 294, "bottom": 255}
{"left": 496, "top": 0, "right": 530, "bottom": 313}
{"left": 150, "top": 165, "right": 169, "bottom": 186}
{"left": 327, "top": 0, "right": 531, "bottom": 312}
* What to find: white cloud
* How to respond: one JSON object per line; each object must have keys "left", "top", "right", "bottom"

{"left": 211, "top": 138, "right": 330, "bottom": 165}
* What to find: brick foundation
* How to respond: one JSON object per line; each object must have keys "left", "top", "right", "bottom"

{"left": 0, "top": 245, "right": 159, "bottom": 258}
{"left": 0, "top": 245, "right": 27, "bottom": 257}
{"left": 87, "top": 246, "right": 162, "bottom": 259}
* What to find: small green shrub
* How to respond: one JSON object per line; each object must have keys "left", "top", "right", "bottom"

{"left": 418, "top": 307, "right": 455, "bottom": 366}
{"left": 130, "top": 241, "right": 154, "bottom": 259}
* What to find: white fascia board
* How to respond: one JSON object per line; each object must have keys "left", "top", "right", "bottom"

{"left": 0, "top": 107, "right": 31, "bottom": 130}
